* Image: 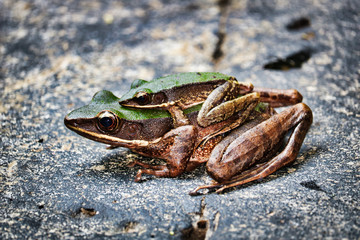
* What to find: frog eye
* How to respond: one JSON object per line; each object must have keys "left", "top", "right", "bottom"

{"left": 134, "top": 91, "right": 151, "bottom": 105}
{"left": 97, "top": 111, "right": 119, "bottom": 132}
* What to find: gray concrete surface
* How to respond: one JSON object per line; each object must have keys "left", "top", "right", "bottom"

{"left": 1, "top": 0, "right": 359, "bottom": 239}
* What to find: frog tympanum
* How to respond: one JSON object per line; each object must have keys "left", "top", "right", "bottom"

{"left": 64, "top": 72, "right": 312, "bottom": 195}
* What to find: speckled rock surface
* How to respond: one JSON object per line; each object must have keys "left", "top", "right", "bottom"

{"left": 1, "top": 0, "right": 359, "bottom": 239}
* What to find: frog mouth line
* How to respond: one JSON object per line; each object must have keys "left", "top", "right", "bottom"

{"left": 65, "top": 121, "right": 153, "bottom": 147}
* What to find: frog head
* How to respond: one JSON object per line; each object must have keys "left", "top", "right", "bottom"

{"left": 64, "top": 90, "right": 173, "bottom": 148}
{"left": 119, "top": 72, "right": 234, "bottom": 109}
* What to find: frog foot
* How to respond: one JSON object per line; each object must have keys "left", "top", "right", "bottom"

{"left": 128, "top": 160, "right": 169, "bottom": 182}
{"left": 189, "top": 183, "right": 222, "bottom": 196}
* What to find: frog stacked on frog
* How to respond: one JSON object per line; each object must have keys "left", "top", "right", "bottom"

{"left": 65, "top": 72, "right": 312, "bottom": 195}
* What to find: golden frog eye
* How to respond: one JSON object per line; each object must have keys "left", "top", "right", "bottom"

{"left": 134, "top": 91, "right": 151, "bottom": 105}
{"left": 97, "top": 111, "right": 119, "bottom": 132}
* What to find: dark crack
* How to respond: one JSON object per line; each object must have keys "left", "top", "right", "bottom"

{"left": 212, "top": 31, "right": 226, "bottom": 62}
{"left": 300, "top": 180, "right": 325, "bottom": 192}
{"left": 212, "top": 0, "right": 231, "bottom": 64}
{"left": 286, "top": 17, "right": 311, "bottom": 31}
{"left": 263, "top": 49, "right": 312, "bottom": 70}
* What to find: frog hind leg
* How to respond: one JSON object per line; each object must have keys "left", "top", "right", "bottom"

{"left": 189, "top": 103, "right": 312, "bottom": 195}
{"left": 129, "top": 125, "right": 197, "bottom": 181}
{"left": 253, "top": 87, "right": 303, "bottom": 108}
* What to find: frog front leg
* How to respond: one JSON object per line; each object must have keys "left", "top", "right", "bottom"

{"left": 167, "top": 105, "right": 190, "bottom": 127}
{"left": 190, "top": 103, "right": 312, "bottom": 195}
{"left": 197, "top": 81, "right": 257, "bottom": 127}
{"left": 129, "top": 125, "right": 197, "bottom": 181}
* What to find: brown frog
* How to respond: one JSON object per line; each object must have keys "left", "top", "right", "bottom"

{"left": 64, "top": 73, "right": 312, "bottom": 195}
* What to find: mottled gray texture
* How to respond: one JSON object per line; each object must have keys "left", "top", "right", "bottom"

{"left": 1, "top": 0, "right": 359, "bottom": 239}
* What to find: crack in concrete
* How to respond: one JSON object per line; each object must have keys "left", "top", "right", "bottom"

{"left": 182, "top": 197, "right": 221, "bottom": 240}
{"left": 212, "top": 0, "right": 231, "bottom": 67}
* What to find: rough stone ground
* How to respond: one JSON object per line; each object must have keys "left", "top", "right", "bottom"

{"left": 1, "top": 0, "right": 359, "bottom": 239}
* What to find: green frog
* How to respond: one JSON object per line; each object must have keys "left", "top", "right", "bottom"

{"left": 119, "top": 72, "right": 303, "bottom": 128}
{"left": 64, "top": 74, "right": 312, "bottom": 195}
